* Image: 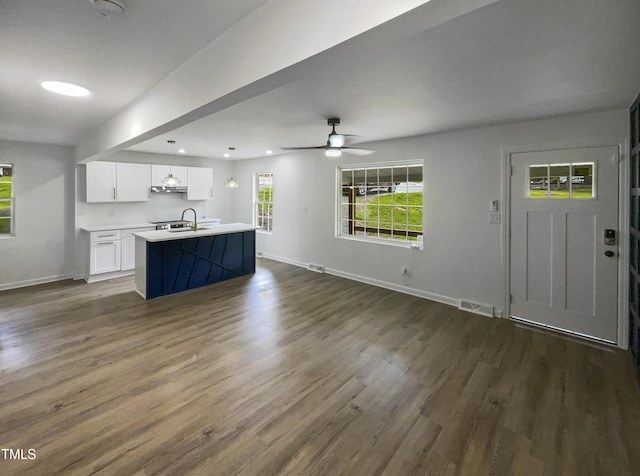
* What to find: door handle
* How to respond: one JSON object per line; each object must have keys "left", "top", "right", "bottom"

{"left": 604, "top": 250, "right": 615, "bottom": 257}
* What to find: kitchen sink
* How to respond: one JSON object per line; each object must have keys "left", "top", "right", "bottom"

{"left": 167, "top": 227, "right": 208, "bottom": 233}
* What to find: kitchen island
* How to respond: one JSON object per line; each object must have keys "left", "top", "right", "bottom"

{"left": 134, "top": 223, "right": 257, "bottom": 299}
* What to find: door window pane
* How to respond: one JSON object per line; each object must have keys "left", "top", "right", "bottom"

{"left": 528, "top": 162, "right": 594, "bottom": 199}
{"left": 529, "top": 165, "right": 548, "bottom": 198}
{"left": 549, "top": 164, "right": 570, "bottom": 199}
{"left": 571, "top": 163, "right": 593, "bottom": 199}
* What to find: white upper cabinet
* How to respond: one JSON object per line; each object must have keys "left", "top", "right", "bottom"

{"left": 86, "top": 161, "right": 117, "bottom": 202}
{"left": 187, "top": 167, "right": 213, "bottom": 200}
{"left": 86, "top": 162, "right": 150, "bottom": 202}
{"left": 151, "top": 165, "right": 188, "bottom": 187}
{"left": 116, "top": 163, "right": 150, "bottom": 202}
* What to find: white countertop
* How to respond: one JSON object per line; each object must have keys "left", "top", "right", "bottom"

{"left": 81, "top": 222, "right": 155, "bottom": 232}
{"left": 134, "top": 223, "right": 258, "bottom": 242}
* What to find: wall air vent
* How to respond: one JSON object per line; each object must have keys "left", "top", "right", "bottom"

{"left": 459, "top": 300, "right": 494, "bottom": 318}
{"left": 307, "top": 263, "right": 325, "bottom": 273}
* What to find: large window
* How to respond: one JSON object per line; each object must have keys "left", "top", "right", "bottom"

{"left": 256, "top": 173, "right": 273, "bottom": 232}
{"left": 0, "top": 164, "right": 13, "bottom": 236}
{"left": 339, "top": 163, "right": 423, "bottom": 245}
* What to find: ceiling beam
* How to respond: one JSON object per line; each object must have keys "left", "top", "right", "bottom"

{"left": 75, "top": 0, "right": 499, "bottom": 162}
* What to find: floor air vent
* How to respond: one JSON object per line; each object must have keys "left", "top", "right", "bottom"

{"left": 459, "top": 300, "right": 494, "bottom": 317}
{"left": 307, "top": 263, "right": 325, "bottom": 273}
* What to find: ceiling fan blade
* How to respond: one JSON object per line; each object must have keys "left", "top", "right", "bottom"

{"left": 342, "top": 147, "right": 376, "bottom": 156}
{"left": 280, "top": 146, "right": 326, "bottom": 151}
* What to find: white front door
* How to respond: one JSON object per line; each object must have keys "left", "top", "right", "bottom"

{"left": 510, "top": 146, "right": 619, "bottom": 342}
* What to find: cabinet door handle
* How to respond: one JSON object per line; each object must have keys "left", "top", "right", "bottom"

{"left": 113, "top": 187, "right": 116, "bottom": 200}
{"left": 97, "top": 241, "right": 116, "bottom": 245}
{"left": 97, "top": 234, "right": 116, "bottom": 238}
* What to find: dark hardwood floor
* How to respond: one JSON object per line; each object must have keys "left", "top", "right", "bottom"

{"left": 1, "top": 258, "right": 639, "bottom": 475}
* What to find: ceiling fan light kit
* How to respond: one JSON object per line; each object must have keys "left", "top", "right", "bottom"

{"left": 90, "top": 0, "right": 127, "bottom": 19}
{"left": 280, "top": 117, "right": 375, "bottom": 157}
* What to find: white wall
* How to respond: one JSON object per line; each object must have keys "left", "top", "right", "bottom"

{"left": 0, "top": 140, "right": 75, "bottom": 289}
{"left": 233, "top": 109, "right": 629, "bottom": 314}
{"left": 0, "top": 109, "right": 628, "bottom": 298}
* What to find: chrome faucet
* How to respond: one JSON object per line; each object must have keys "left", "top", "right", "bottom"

{"left": 181, "top": 208, "right": 198, "bottom": 231}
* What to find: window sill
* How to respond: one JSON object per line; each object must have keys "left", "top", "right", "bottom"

{"left": 256, "top": 229, "right": 272, "bottom": 235}
{"left": 336, "top": 234, "right": 422, "bottom": 250}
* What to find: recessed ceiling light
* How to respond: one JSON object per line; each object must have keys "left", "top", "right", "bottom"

{"left": 41, "top": 81, "right": 90, "bottom": 97}
{"left": 223, "top": 153, "right": 230, "bottom": 158}
{"left": 178, "top": 149, "right": 186, "bottom": 154}
{"left": 266, "top": 150, "right": 273, "bottom": 155}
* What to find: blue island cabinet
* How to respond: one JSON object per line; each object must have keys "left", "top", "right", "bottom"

{"left": 141, "top": 230, "right": 255, "bottom": 299}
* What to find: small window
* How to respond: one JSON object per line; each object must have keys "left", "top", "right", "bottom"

{"left": 339, "top": 163, "right": 423, "bottom": 245}
{"left": 256, "top": 173, "right": 273, "bottom": 232}
{"left": 528, "top": 162, "right": 594, "bottom": 199}
{"left": 0, "top": 164, "right": 13, "bottom": 236}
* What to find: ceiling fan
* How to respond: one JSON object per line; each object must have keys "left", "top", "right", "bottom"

{"left": 280, "top": 118, "right": 375, "bottom": 157}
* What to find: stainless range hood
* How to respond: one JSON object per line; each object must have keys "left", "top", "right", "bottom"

{"left": 151, "top": 185, "right": 188, "bottom": 193}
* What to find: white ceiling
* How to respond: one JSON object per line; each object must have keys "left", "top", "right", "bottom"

{"left": 0, "top": 0, "right": 271, "bottom": 145}
{"left": 2, "top": 0, "right": 640, "bottom": 160}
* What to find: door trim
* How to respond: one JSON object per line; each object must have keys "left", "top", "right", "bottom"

{"left": 502, "top": 139, "right": 629, "bottom": 348}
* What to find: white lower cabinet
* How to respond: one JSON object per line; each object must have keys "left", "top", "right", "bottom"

{"left": 90, "top": 230, "right": 122, "bottom": 275}
{"left": 121, "top": 236, "right": 135, "bottom": 271}
{"left": 87, "top": 227, "right": 154, "bottom": 277}
{"left": 120, "top": 228, "right": 153, "bottom": 270}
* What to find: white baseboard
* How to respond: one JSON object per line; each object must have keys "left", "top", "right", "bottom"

{"left": 258, "top": 253, "right": 461, "bottom": 309}
{"left": 0, "top": 273, "right": 74, "bottom": 292}
{"left": 325, "top": 267, "right": 460, "bottom": 308}
{"left": 85, "top": 270, "right": 134, "bottom": 284}
{"left": 257, "top": 253, "right": 308, "bottom": 270}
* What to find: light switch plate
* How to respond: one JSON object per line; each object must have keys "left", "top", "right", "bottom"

{"left": 489, "top": 213, "right": 501, "bottom": 224}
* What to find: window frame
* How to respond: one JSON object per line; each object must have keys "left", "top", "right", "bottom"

{"left": 255, "top": 172, "right": 273, "bottom": 233}
{"left": 527, "top": 162, "right": 596, "bottom": 200}
{"left": 0, "top": 163, "right": 14, "bottom": 237}
{"left": 336, "top": 161, "right": 424, "bottom": 248}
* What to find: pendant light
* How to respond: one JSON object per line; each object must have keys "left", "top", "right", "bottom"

{"left": 162, "top": 140, "right": 182, "bottom": 187}
{"left": 225, "top": 177, "right": 239, "bottom": 188}
{"left": 224, "top": 147, "right": 239, "bottom": 188}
